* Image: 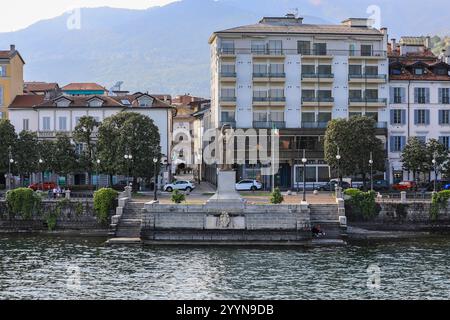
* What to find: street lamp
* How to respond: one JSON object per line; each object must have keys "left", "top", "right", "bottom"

{"left": 96, "top": 159, "right": 101, "bottom": 190}
{"left": 39, "top": 158, "right": 44, "bottom": 191}
{"left": 153, "top": 157, "right": 159, "bottom": 201}
{"left": 369, "top": 152, "right": 374, "bottom": 192}
{"left": 301, "top": 149, "right": 307, "bottom": 203}
{"left": 124, "top": 153, "right": 132, "bottom": 186}
{"left": 432, "top": 156, "right": 437, "bottom": 193}
{"left": 8, "top": 146, "right": 13, "bottom": 190}
{"left": 336, "top": 147, "right": 341, "bottom": 188}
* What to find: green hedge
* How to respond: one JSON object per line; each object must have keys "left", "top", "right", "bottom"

{"left": 93, "top": 188, "right": 118, "bottom": 223}
{"left": 430, "top": 190, "right": 450, "bottom": 220}
{"left": 344, "top": 189, "right": 379, "bottom": 221}
{"left": 6, "top": 188, "right": 42, "bottom": 219}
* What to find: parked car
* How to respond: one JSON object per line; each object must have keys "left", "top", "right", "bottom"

{"left": 316, "top": 181, "right": 350, "bottom": 191}
{"left": 28, "top": 182, "right": 56, "bottom": 191}
{"left": 425, "top": 180, "right": 450, "bottom": 191}
{"left": 392, "top": 181, "right": 417, "bottom": 191}
{"left": 235, "top": 180, "right": 263, "bottom": 191}
{"left": 359, "top": 180, "right": 390, "bottom": 191}
{"left": 163, "top": 180, "right": 195, "bottom": 192}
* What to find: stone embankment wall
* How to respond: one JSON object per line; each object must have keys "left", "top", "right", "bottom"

{"left": 141, "top": 203, "right": 343, "bottom": 243}
{"left": 0, "top": 200, "right": 111, "bottom": 235}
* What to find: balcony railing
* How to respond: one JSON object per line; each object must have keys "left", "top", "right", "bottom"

{"left": 217, "top": 48, "right": 387, "bottom": 57}
{"left": 302, "top": 97, "right": 334, "bottom": 103}
{"left": 220, "top": 72, "right": 237, "bottom": 77}
{"left": 220, "top": 120, "right": 236, "bottom": 127}
{"left": 253, "top": 97, "right": 286, "bottom": 102}
{"left": 301, "top": 73, "right": 334, "bottom": 79}
{"left": 301, "top": 122, "right": 330, "bottom": 129}
{"left": 220, "top": 96, "right": 237, "bottom": 102}
{"left": 349, "top": 97, "right": 387, "bottom": 104}
{"left": 253, "top": 121, "right": 286, "bottom": 129}
{"left": 253, "top": 73, "right": 286, "bottom": 78}
{"left": 348, "top": 74, "right": 387, "bottom": 80}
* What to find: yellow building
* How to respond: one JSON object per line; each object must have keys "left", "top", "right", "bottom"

{"left": 0, "top": 45, "right": 25, "bottom": 119}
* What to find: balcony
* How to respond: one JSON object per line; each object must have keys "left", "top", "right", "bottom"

{"left": 349, "top": 97, "right": 387, "bottom": 107}
{"left": 302, "top": 97, "right": 334, "bottom": 107}
{"left": 220, "top": 120, "right": 236, "bottom": 128}
{"left": 253, "top": 121, "right": 286, "bottom": 129}
{"left": 251, "top": 49, "right": 285, "bottom": 58}
{"left": 37, "top": 131, "right": 99, "bottom": 138}
{"left": 220, "top": 96, "right": 237, "bottom": 106}
{"left": 348, "top": 74, "right": 387, "bottom": 83}
{"left": 220, "top": 72, "right": 237, "bottom": 82}
{"left": 253, "top": 72, "right": 286, "bottom": 82}
{"left": 301, "top": 122, "right": 330, "bottom": 129}
{"left": 301, "top": 73, "right": 334, "bottom": 83}
{"left": 253, "top": 96, "right": 286, "bottom": 106}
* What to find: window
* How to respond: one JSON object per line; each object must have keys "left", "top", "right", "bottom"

{"left": 59, "top": 117, "right": 67, "bottom": 131}
{"left": 23, "top": 119, "right": 29, "bottom": 131}
{"left": 251, "top": 40, "right": 266, "bottom": 54}
{"left": 361, "top": 45, "right": 373, "bottom": 56}
{"left": 297, "top": 41, "right": 311, "bottom": 55}
{"left": 221, "top": 111, "right": 235, "bottom": 122}
{"left": 253, "top": 90, "right": 267, "bottom": 100}
{"left": 302, "top": 90, "right": 315, "bottom": 100}
{"left": 318, "top": 65, "right": 332, "bottom": 75}
{"left": 221, "top": 64, "right": 235, "bottom": 75}
{"left": 349, "top": 44, "right": 356, "bottom": 56}
{"left": 221, "top": 40, "right": 235, "bottom": 54}
{"left": 0, "top": 66, "right": 6, "bottom": 77}
{"left": 349, "top": 112, "right": 362, "bottom": 118}
{"left": 349, "top": 65, "right": 362, "bottom": 76}
{"left": 390, "top": 136, "right": 406, "bottom": 152}
{"left": 221, "top": 88, "right": 235, "bottom": 99}
{"left": 317, "top": 112, "right": 331, "bottom": 124}
{"left": 439, "top": 136, "right": 450, "bottom": 150}
{"left": 365, "top": 89, "right": 379, "bottom": 100}
{"left": 439, "top": 88, "right": 450, "bottom": 104}
{"left": 253, "top": 64, "right": 267, "bottom": 76}
{"left": 313, "top": 43, "right": 327, "bottom": 55}
{"left": 0, "top": 112, "right": 3, "bottom": 119}
{"left": 138, "top": 97, "right": 152, "bottom": 107}
{"left": 365, "top": 66, "right": 378, "bottom": 76}
{"left": 391, "top": 109, "right": 405, "bottom": 125}
{"left": 349, "top": 90, "right": 362, "bottom": 100}
{"left": 269, "top": 64, "right": 284, "bottom": 75}
{"left": 317, "top": 90, "right": 332, "bottom": 100}
{"left": 391, "top": 68, "right": 402, "bottom": 75}
{"left": 302, "top": 65, "right": 315, "bottom": 75}
{"left": 439, "top": 110, "right": 450, "bottom": 125}
{"left": 297, "top": 136, "right": 322, "bottom": 150}
{"left": 301, "top": 112, "right": 315, "bottom": 124}
{"left": 416, "top": 136, "right": 427, "bottom": 144}
{"left": 88, "top": 99, "right": 103, "bottom": 107}
{"left": 55, "top": 98, "right": 71, "bottom": 107}
{"left": 253, "top": 112, "right": 267, "bottom": 122}
{"left": 414, "top": 109, "right": 429, "bottom": 125}
{"left": 366, "top": 112, "right": 378, "bottom": 122}
{"left": 269, "top": 89, "right": 284, "bottom": 100}
{"left": 42, "top": 117, "right": 51, "bottom": 131}
{"left": 414, "top": 88, "right": 430, "bottom": 104}
{"left": 268, "top": 40, "right": 283, "bottom": 55}
{"left": 391, "top": 87, "right": 405, "bottom": 104}
{"left": 435, "top": 68, "right": 448, "bottom": 75}
{"left": 270, "top": 111, "right": 284, "bottom": 122}
{"left": 414, "top": 68, "right": 424, "bottom": 75}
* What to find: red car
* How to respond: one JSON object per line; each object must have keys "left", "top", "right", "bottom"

{"left": 28, "top": 182, "right": 57, "bottom": 191}
{"left": 392, "top": 181, "right": 416, "bottom": 191}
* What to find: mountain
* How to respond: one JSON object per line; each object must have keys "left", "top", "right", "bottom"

{"left": 0, "top": 0, "right": 449, "bottom": 97}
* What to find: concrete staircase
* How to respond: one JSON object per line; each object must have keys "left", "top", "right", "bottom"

{"left": 309, "top": 204, "right": 340, "bottom": 223}
{"left": 114, "top": 202, "right": 144, "bottom": 239}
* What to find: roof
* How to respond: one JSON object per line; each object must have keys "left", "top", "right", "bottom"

{"left": 389, "top": 52, "right": 450, "bottom": 81}
{"left": 61, "top": 83, "right": 107, "bottom": 91}
{"left": 0, "top": 48, "right": 25, "bottom": 65}
{"left": 210, "top": 20, "right": 383, "bottom": 43}
{"left": 24, "top": 82, "right": 59, "bottom": 93}
{"left": 9, "top": 93, "right": 174, "bottom": 109}
{"left": 399, "top": 37, "right": 428, "bottom": 46}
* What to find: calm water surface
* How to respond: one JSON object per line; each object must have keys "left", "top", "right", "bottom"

{"left": 0, "top": 235, "right": 449, "bottom": 299}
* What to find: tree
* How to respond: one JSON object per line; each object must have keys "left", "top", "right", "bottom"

{"left": 37, "top": 139, "right": 57, "bottom": 183}
{"left": 401, "top": 137, "right": 428, "bottom": 183}
{"left": 0, "top": 119, "right": 17, "bottom": 179}
{"left": 324, "top": 116, "right": 386, "bottom": 188}
{"left": 53, "top": 133, "right": 78, "bottom": 185}
{"left": 73, "top": 116, "right": 99, "bottom": 186}
{"left": 97, "top": 112, "right": 161, "bottom": 189}
{"left": 426, "top": 139, "right": 448, "bottom": 181}
{"left": 13, "top": 131, "right": 40, "bottom": 186}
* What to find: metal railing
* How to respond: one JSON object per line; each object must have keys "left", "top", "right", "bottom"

{"left": 349, "top": 97, "right": 387, "bottom": 104}
{"left": 220, "top": 120, "right": 236, "bottom": 127}
{"left": 253, "top": 72, "right": 286, "bottom": 78}
{"left": 220, "top": 72, "right": 237, "bottom": 77}
{"left": 301, "top": 73, "right": 334, "bottom": 79}
{"left": 348, "top": 74, "right": 387, "bottom": 80}
{"left": 217, "top": 48, "right": 387, "bottom": 57}
{"left": 253, "top": 97, "right": 286, "bottom": 102}
{"left": 220, "top": 96, "right": 237, "bottom": 102}
{"left": 253, "top": 121, "right": 286, "bottom": 129}
{"left": 301, "top": 122, "right": 329, "bottom": 129}
{"left": 302, "top": 97, "right": 334, "bottom": 103}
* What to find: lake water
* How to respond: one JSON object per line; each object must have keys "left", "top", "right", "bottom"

{"left": 0, "top": 235, "right": 449, "bottom": 300}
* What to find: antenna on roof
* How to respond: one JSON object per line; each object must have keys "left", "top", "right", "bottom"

{"left": 288, "top": 8, "right": 299, "bottom": 18}
{"left": 109, "top": 81, "right": 124, "bottom": 96}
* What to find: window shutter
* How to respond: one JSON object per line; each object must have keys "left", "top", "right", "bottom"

{"left": 400, "top": 136, "right": 406, "bottom": 151}
{"left": 439, "top": 136, "right": 445, "bottom": 146}
{"left": 426, "top": 110, "right": 430, "bottom": 125}
{"left": 401, "top": 110, "right": 406, "bottom": 125}
{"left": 401, "top": 88, "right": 406, "bottom": 103}
{"left": 439, "top": 88, "right": 443, "bottom": 104}
{"left": 414, "top": 110, "right": 418, "bottom": 125}
{"left": 390, "top": 136, "right": 395, "bottom": 152}
{"left": 425, "top": 88, "right": 430, "bottom": 103}
{"left": 390, "top": 87, "right": 395, "bottom": 104}
{"left": 390, "top": 110, "right": 394, "bottom": 124}
{"left": 414, "top": 88, "right": 418, "bottom": 103}
{"left": 439, "top": 110, "right": 443, "bottom": 124}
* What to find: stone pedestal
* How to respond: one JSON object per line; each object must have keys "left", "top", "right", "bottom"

{"left": 206, "top": 170, "right": 244, "bottom": 208}
{"left": 401, "top": 191, "right": 407, "bottom": 204}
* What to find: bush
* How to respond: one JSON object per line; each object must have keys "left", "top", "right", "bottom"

{"left": 171, "top": 189, "right": 186, "bottom": 204}
{"left": 430, "top": 190, "right": 450, "bottom": 220}
{"left": 345, "top": 189, "right": 379, "bottom": 221}
{"left": 6, "top": 188, "right": 41, "bottom": 219}
{"left": 270, "top": 188, "right": 284, "bottom": 204}
{"left": 93, "top": 188, "right": 118, "bottom": 223}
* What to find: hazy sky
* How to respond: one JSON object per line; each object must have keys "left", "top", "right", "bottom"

{"left": 0, "top": 0, "right": 178, "bottom": 32}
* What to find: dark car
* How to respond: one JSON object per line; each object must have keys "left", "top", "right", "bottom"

{"left": 360, "top": 180, "right": 389, "bottom": 191}
{"left": 316, "top": 181, "right": 351, "bottom": 191}
{"left": 427, "top": 180, "right": 450, "bottom": 191}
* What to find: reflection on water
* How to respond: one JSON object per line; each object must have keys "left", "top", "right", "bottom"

{"left": 0, "top": 235, "right": 450, "bottom": 300}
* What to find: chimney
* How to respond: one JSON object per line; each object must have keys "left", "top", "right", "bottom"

{"left": 425, "top": 36, "right": 431, "bottom": 49}
{"left": 380, "top": 27, "right": 387, "bottom": 35}
{"left": 10, "top": 44, "right": 15, "bottom": 52}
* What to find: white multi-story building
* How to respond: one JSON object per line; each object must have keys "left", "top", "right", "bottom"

{"left": 388, "top": 37, "right": 450, "bottom": 183}
{"left": 8, "top": 93, "right": 174, "bottom": 186}
{"left": 209, "top": 14, "right": 389, "bottom": 189}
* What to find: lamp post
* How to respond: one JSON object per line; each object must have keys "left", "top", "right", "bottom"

{"left": 96, "top": 159, "right": 101, "bottom": 190}
{"left": 39, "top": 158, "right": 44, "bottom": 191}
{"left": 369, "top": 152, "right": 374, "bottom": 192}
{"left": 336, "top": 147, "right": 341, "bottom": 188}
{"left": 153, "top": 157, "right": 159, "bottom": 201}
{"left": 301, "top": 149, "right": 307, "bottom": 203}
{"left": 8, "top": 146, "right": 13, "bottom": 191}
{"left": 124, "top": 153, "right": 132, "bottom": 187}
{"left": 432, "top": 156, "right": 437, "bottom": 193}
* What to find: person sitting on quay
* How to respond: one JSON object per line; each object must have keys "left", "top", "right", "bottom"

{"left": 312, "top": 225, "right": 325, "bottom": 238}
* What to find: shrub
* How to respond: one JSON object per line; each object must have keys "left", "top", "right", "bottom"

{"left": 344, "top": 188, "right": 361, "bottom": 198}
{"left": 6, "top": 188, "right": 41, "bottom": 219}
{"left": 171, "top": 189, "right": 186, "bottom": 204}
{"left": 93, "top": 188, "right": 118, "bottom": 223}
{"left": 270, "top": 188, "right": 284, "bottom": 204}
{"left": 345, "top": 189, "right": 379, "bottom": 221}
{"left": 430, "top": 190, "right": 450, "bottom": 220}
